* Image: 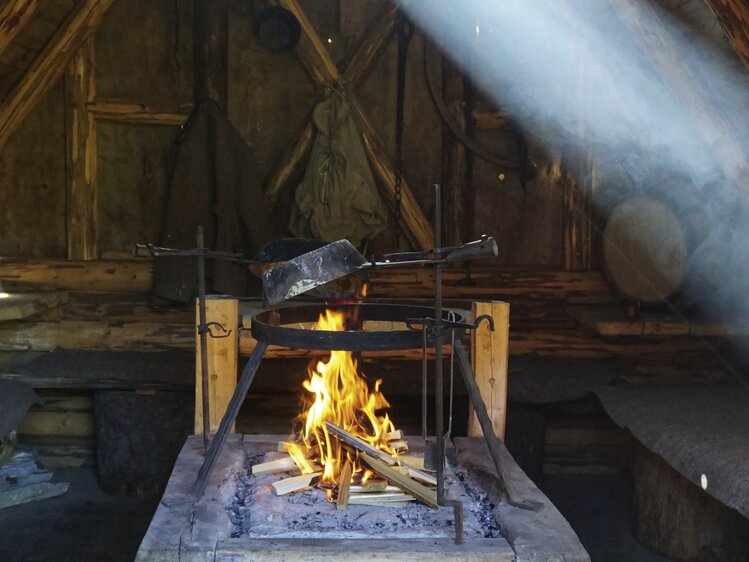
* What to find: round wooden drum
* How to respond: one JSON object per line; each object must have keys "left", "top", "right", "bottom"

{"left": 602, "top": 195, "right": 689, "bottom": 305}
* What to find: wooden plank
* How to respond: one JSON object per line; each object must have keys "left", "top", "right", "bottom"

{"left": 195, "top": 296, "right": 239, "bottom": 434}
{"left": 0, "top": 291, "right": 68, "bottom": 321}
{"left": 0, "top": 259, "right": 153, "bottom": 292}
{"left": 64, "top": 37, "right": 97, "bottom": 260}
{"left": 17, "top": 410, "right": 94, "bottom": 437}
{"left": 360, "top": 453, "right": 438, "bottom": 508}
{"left": 87, "top": 98, "right": 192, "bottom": 125}
{"left": 336, "top": 460, "right": 353, "bottom": 510}
{"left": 271, "top": 472, "right": 322, "bottom": 496}
{"left": 704, "top": 0, "right": 749, "bottom": 72}
{"left": 0, "top": 0, "right": 113, "bottom": 150}
{"left": 0, "top": 0, "right": 38, "bottom": 55}
{"left": 251, "top": 456, "right": 297, "bottom": 476}
{"left": 468, "top": 302, "right": 509, "bottom": 440}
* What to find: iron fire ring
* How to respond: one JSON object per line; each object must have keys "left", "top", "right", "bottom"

{"left": 251, "top": 303, "right": 470, "bottom": 351}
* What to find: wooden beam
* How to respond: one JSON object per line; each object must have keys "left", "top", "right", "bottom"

{"left": 87, "top": 98, "right": 192, "bottom": 126}
{"left": 472, "top": 109, "right": 508, "bottom": 130}
{"left": 354, "top": 101, "right": 435, "bottom": 250}
{"left": 342, "top": 2, "right": 399, "bottom": 84}
{"left": 0, "top": 0, "right": 38, "bottom": 55}
{"left": 194, "top": 296, "right": 239, "bottom": 435}
{"left": 0, "top": 0, "right": 113, "bottom": 150}
{"left": 65, "top": 37, "right": 97, "bottom": 261}
{"left": 267, "top": 0, "right": 339, "bottom": 84}
{"left": 263, "top": 119, "right": 315, "bottom": 204}
{"left": 193, "top": 0, "right": 228, "bottom": 111}
{"left": 704, "top": 0, "right": 749, "bottom": 71}
{"left": 468, "top": 302, "right": 509, "bottom": 440}
{"left": 608, "top": 0, "right": 749, "bottom": 203}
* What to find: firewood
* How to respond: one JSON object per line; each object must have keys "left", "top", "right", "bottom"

{"left": 385, "top": 429, "right": 404, "bottom": 442}
{"left": 388, "top": 439, "right": 408, "bottom": 452}
{"left": 251, "top": 456, "right": 297, "bottom": 475}
{"left": 348, "top": 492, "right": 415, "bottom": 504}
{"left": 336, "top": 460, "right": 353, "bottom": 511}
{"left": 324, "top": 421, "right": 436, "bottom": 487}
{"left": 350, "top": 483, "right": 401, "bottom": 494}
{"left": 271, "top": 472, "right": 322, "bottom": 496}
{"left": 360, "top": 452, "right": 438, "bottom": 508}
{"left": 349, "top": 500, "right": 412, "bottom": 508}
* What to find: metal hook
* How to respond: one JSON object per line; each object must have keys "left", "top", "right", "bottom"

{"left": 473, "top": 314, "right": 495, "bottom": 332}
{"left": 198, "top": 322, "right": 233, "bottom": 339}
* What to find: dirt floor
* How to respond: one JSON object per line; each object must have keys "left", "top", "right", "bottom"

{"left": 0, "top": 463, "right": 679, "bottom": 561}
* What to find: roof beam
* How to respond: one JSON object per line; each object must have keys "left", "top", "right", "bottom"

{"left": 0, "top": 0, "right": 113, "bottom": 150}
{"left": 0, "top": 0, "right": 38, "bottom": 56}
{"left": 704, "top": 0, "right": 749, "bottom": 71}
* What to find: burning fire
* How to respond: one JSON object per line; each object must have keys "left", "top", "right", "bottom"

{"left": 285, "top": 309, "right": 400, "bottom": 495}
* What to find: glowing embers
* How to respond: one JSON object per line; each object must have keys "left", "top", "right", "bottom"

{"left": 287, "top": 309, "right": 399, "bottom": 493}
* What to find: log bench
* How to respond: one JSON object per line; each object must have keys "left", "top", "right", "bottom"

{"left": 595, "top": 383, "right": 749, "bottom": 561}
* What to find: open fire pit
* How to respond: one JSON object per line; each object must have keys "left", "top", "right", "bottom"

{"left": 136, "top": 302, "right": 589, "bottom": 561}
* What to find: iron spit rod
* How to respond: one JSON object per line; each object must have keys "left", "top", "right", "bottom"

{"left": 433, "top": 183, "right": 445, "bottom": 506}
{"left": 197, "top": 226, "right": 211, "bottom": 452}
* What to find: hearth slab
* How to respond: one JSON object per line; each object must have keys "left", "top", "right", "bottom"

{"left": 136, "top": 434, "right": 589, "bottom": 561}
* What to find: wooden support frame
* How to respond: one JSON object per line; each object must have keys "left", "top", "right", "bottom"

{"left": 0, "top": 0, "right": 113, "bottom": 150}
{"left": 262, "top": 0, "right": 434, "bottom": 250}
{"left": 194, "top": 296, "right": 239, "bottom": 434}
{"left": 0, "top": 0, "right": 38, "bottom": 55}
{"left": 64, "top": 37, "right": 97, "bottom": 261}
{"left": 468, "top": 301, "right": 509, "bottom": 440}
{"left": 86, "top": 98, "right": 192, "bottom": 126}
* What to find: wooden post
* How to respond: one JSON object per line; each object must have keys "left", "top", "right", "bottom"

{"left": 0, "top": 0, "right": 38, "bottom": 56}
{"left": 704, "top": 0, "right": 749, "bottom": 72}
{"left": 468, "top": 301, "right": 509, "bottom": 440}
{"left": 193, "top": 0, "right": 228, "bottom": 112}
{"left": 65, "top": 37, "right": 97, "bottom": 261}
{"left": 194, "top": 296, "right": 239, "bottom": 434}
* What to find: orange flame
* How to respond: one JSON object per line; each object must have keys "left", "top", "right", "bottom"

{"left": 291, "top": 309, "right": 399, "bottom": 493}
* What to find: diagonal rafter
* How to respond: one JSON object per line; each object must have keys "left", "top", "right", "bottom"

{"left": 0, "top": 0, "right": 113, "bottom": 151}
{"left": 264, "top": 0, "right": 433, "bottom": 250}
{"left": 0, "top": 0, "right": 38, "bottom": 56}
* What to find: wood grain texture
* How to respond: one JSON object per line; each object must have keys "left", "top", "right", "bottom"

{"left": 64, "top": 37, "right": 97, "bottom": 260}
{"left": 87, "top": 98, "right": 191, "bottom": 125}
{"left": 0, "top": 291, "right": 68, "bottom": 321}
{"left": 0, "top": 0, "right": 38, "bottom": 55}
{"left": 442, "top": 53, "right": 468, "bottom": 247}
{"left": 193, "top": 0, "right": 227, "bottom": 110}
{"left": 342, "top": 2, "right": 398, "bottom": 85}
{"left": 263, "top": 119, "right": 314, "bottom": 204}
{"left": 195, "top": 296, "right": 238, "bottom": 434}
{"left": 468, "top": 302, "right": 509, "bottom": 440}
{"left": 704, "top": 0, "right": 749, "bottom": 71}
{"left": 0, "top": 0, "right": 113, "bottom": 150}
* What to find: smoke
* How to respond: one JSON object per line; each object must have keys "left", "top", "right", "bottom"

{"left": 398, "top": 0, "right": 749, "bottom": 322}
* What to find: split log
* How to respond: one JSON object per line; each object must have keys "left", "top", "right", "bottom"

{"left": 0, "top": 0, "right": 38, "bottom": 56}
{"left": 342, "top": 2, "right": 399, "bottom": 85}
{"left": 348, "top": 492, "right": 415, "bottom": 504}
{"left": 360, "top": 453, "right": 438, "bottom": 508}
{"left": 263, "top": 119, "right": 314, "bottom": 204}
{"left": 385, "top": 429, "right": 404, "bottom": 442}
{"left": 251, "top": 456, "right": 297, "bottom": 476}
{"left": 0, "top": 0, "right": 113, "bottom": 150}
{"left": 65, "top": 37, "right": 97, "bottom": 261}
{"left": 271, "top": 471, "right": 322, "bottom": 496}
{"left": 349, "top": 482, "right": 399, "bottom": 493}
{"left": 87, "top": 98, "right": 192, "bottom": 126}
{"left": 266, "top": 0, "right": 338, "bottom": 84}
{"left": 336, "top": 460, "right": 353, "bottom": 510}
{"left": 324, "top": 421, "right": 436, "bottom": 486}
{"left": 388, "top": 439, "right": 408, "bottom": 452}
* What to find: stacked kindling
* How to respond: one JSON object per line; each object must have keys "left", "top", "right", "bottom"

{"left": 250, "top": 424, "right": 437, "bottom": 509}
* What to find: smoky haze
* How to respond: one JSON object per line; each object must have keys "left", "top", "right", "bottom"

{"left": 398, "top": 0, "right": 749, "bottom": 322}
